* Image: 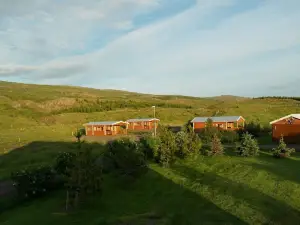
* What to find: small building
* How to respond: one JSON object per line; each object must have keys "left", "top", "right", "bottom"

{"left": 127, "top": 118, "right": 159, "bottom": 131}
{"left": 191, "top": 116, "right": 245, "bottom": 132}
{"left": 83, "top": 121, "right": 128, "bottom": 136}
{"left": 270, "top": 114, "right": 300, "bottom": 143}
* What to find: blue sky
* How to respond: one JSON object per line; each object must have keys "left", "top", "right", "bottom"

{"left": 0, "top": 0, "right": 300, "bottom": 97}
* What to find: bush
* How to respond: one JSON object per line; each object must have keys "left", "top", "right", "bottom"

{"left": 104, "top": 138, "right": 148, "bottom": 178}
{"left": 271, "top": 136, "right": 295, "bottom": 158}
{"left": 207, "top": 134, "right": 224, "bottom": 156}
{"left": 175, "top": 125, "right": 202, "bottom": 159}
{"left": 240, "top": 122, "right": 271, "bottom": 138}
{"left": 11, "top": 165, "right": 63, "bottom": 200}
{"left": 72, "top": 128, "right": 86, "bottom": 142}
{"left": 198, "top": 118, "right": 220, "bottom": 143}
{"left": 54, "top": 152, "right": 76, "bottom": 176}
{"left": 139, "top": 134, "right": 160, "bottom": 160}
{"left": 220, "top": 130, "right": 239, "bottom": 144}
{"left": 154, "top": 126, "right": 177, "bottom": 167}
{"left": 236, "top": 132, "right": 259, "bottom": 157}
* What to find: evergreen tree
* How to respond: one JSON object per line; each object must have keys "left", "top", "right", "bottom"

{"left": 208, "top": 134, "right": 223, "bottom": 156}
{"left": 272, "top": 136, "right": 295, "bottom": 158}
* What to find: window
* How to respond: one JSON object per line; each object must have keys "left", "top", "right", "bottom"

{"left": 227, "top": 123, "right": 233, "bottom": 128}
{"left": 93, "top": 127, "right": 97, "bottom": 131}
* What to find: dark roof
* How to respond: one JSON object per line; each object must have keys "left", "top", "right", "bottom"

{"left": 127, "top": 118, "right": 160, "bottom": 122}
{"left": 83, "top": 121, "right": 127, "bottom": 126}
{"left": 191, "top": 116, "right": 243, "bottom": 123}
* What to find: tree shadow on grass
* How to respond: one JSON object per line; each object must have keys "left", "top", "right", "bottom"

{"left": 0, "top": 141, "right": 106, "bottom": 180}
{"left": 242, "top": 150, "right": 300, "bottom": 184}
{"left": 171, "top": 163, "right": 300, "bottom": 224}
{"left": 0, "top": 141, "right": 246, "bottom": 225}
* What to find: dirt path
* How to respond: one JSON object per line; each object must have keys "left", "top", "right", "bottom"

{"left": 203, "top": 144, "right": 300, "bottom": 151}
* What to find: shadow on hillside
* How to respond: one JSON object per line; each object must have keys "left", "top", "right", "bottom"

{"left": 0, "top": 141, "right": 246, "bottom": 224}
{"left": 242, "top": 151, "right": 300, "bottom": 184}
{"left": 171, "top": 164, "right": 300, "bottom": 224}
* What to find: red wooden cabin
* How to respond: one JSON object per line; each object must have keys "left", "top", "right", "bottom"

{"left": 84, "top": 121, "right": 128, "bottom": 136}
{"left": 126, "top": 118, "right": 159, "bottom": 131}
{"left": 191, "top": 116, "right": 245, "bottom": 133}
{"left": 270, "top": 114, "right": 300, "bottom": 143}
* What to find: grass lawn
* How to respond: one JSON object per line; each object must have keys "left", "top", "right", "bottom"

{"left": 1, "top": 146, "right": 300, "bottom": 225}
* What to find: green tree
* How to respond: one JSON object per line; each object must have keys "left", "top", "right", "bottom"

{"left": 207, "top": 134, "right": 224, "bottom": 156}
{"left": 271, "top": 136, "right": 295, "bottom": 158}
{"left": 237, "top": 132, "right": 259, "bottom": 157}
{"left": 154, "top": 126, "right": 177, "bottom": 167}
{"left": 65, "top": 146, "right": 103, "bottom": 210}
{"left": 199, "top": 118, "right": 219, "bottom": 143}
{"left": 72, "top": 128, "right": 86, "bottom": 142}
{"left": 103, "top": 138, "right": 148, "bottom": 178}
{"left": 176, "top": 125, "right": 202, "bottom": 158}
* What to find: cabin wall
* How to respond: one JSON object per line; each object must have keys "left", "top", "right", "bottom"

{"left": 272, "top": 118, "right": 300, "bottom": 143}
{"left": 193, "top": 120, "right": 243, "bottom": 132}
{"left": 128, "top": 121, "right": 158, "bottom": 131}
{"left": 85, "top": 125, "right": 126, "bottom": 136}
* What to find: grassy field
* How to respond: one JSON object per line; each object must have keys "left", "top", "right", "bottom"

{"left": 1, "top": 146, "right": 300, "bottom": 224}
{"left": 1, "top": 81, "right": 300, "bottom": 224}
{"left": 1, "top": 80, "right": 300, "bottom": 156}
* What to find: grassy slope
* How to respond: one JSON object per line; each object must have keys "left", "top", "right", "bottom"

{"left": 1, "top": 81, "right": 299, "bottom": 154}
{"left": 0, "top": 80, "right": 300, "bottom": 177}
{"left": 1, "top": 149, "right": 300, "bottom": 224}
{"left": 1, "top": 81, "right": 300, "bottom": 224}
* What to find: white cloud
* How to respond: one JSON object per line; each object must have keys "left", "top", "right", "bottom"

{"left": 0, "top": 0, "right": 300, "bottom": 96}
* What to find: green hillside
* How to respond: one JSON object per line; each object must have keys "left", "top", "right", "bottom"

{"left": 0, "top": 80, "right": 300, "bottom": 154}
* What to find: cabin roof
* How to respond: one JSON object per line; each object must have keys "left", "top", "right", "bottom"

{"left": 270, "top": 114, "right": 300, "bottom": 124}
{"left": 127, "top": 118, "right": 160, "bottom": 122}
{"left": 191, "top": 116, "right": 244, "bottom": 123}
{"left": 83, "top": 121, "right": 127, "bottom": 126}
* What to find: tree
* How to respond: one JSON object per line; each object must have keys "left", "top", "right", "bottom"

{"left": 154, "top": 126, "right": 177, "bottom": 167}
{"left": 199, "top": 118, "right": 219, "bottom": 143}
{"left": 271, "top": 136, "right": 295, "bottom": 158}
{"left": 205, "top": 118, "right": 213, "bottom": 130}
{"left": 65, "top": 146, "right": 103, "bottom": 210}
{"left": 72, "top": 128, "right": 86, "bottom": 142}
{"left": 237, "top": 132, "right": 259, "bottom": 156}
{"left": 176, "top": 125, "right": 202, "bottom": 158}
{"left": 104, "top": 138, "right": 148, "bottom": 178}
{"left": 207, "top": 134, "right": 223, "bottom": 156}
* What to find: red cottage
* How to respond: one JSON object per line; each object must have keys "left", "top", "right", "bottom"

{"left": 270, "top": 114, "right": 300, "bottom": 143}
{"left": 126, "top": 118, "right": 159, "bottom": 131}
{"left": 191, "top": 116, "right": 245, "bottom": 132}
{"left": 83, "top": 121, "right": 128, "bottom": 136}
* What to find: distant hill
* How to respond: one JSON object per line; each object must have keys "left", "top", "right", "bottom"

{"left": 208, "top": 95, "right": 250, "bottom": 102}
{"left": 1, "top": 80, "right": 300, "bottom": 153}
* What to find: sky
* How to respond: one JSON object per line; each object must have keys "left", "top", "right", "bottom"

{"left": 0, "top": 0, "right": 300, "bottom": 97}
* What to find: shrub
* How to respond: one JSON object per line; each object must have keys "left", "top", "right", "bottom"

{"left": 271, "top": 136, "right": 295, "bottom": 158}
{"left": 11, "top": 165, "right": 63, "bottom": 200}
{"left": 175, "top": 125, "right": 202, "bottom": 159}
{"left": 237, "top": 132, "right": 259, "bottom": 157}
{"left": 207, "top": 134, "right": 224, "bottom": 156}
{"left": 198, "top": 118, "right": 220, "bottom": 143}
{"left": 54, "top": 152, "right": 76, "bottom": 176}
{"left": 104, "top": 138, "right": 148, "bottom": 178}
{"left": 65, "top": 146, "right": 103, "bottom": 210}
{"left": 139, "top": 134, "right": 160, "bottom": 160}
{"left": 220, "top": 130, "right": 239, "bottom": 144}
{"left": 72, "top": 128, "right": 86, "bottom": 142}
{"left": 154, "top": 126, "right": 177, "bottom": 167}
